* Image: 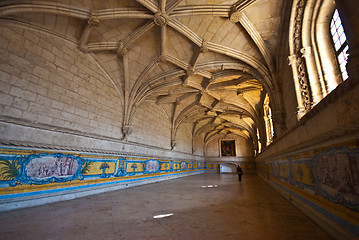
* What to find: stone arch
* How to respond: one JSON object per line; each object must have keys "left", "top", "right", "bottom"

{"left": 289, "top": 0, "right": 349, "bottom": 119}
{"left": 219, "top": 162, "right": 238, "bottom": 174}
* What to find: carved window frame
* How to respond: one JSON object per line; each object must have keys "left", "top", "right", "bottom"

{"left": 263, "top": 94, "right": 274, "bottom": 146}
{"left": 289, "top": 0, "right": 347, "bottom": 120}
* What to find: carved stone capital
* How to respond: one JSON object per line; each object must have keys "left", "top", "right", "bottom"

{"left": 186, "top": 66, "right": 195, "bottom": 76}
{"left": 200, "top": 39, "right": 209, "bottom": 53}
{"left": 154, "top": 12, "right": 169, "bottom": 26}
{"left": 288, "top": 54, "right": 298, "bottom": 66}
{"left": 117, "top": 41, "right": 127, "bottom": 56}
{"left": 300, "top": 46, "right": 312, "bottom": 58}
{"left": 121, "top": 124, "right": 132, "bottom": 140}
{"left": 296, "top": 106, "right": 307, "bottom": 119}
{"left": 170, "top": 139, "right": 176, "bottom": 150}
{"left": 229, "top": 9, "right": 242, "bottom": 23}
{"left": 158, "top": 55, "right": 167, "bottom": 63}
{"left": 88, "top": 14, "right": 100, "bottom": 26}
{"left": 78, "top": 45, "right": 89, "bottom": 53}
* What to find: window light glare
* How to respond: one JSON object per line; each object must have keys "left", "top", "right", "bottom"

{"left": 153, "top": 213, "right": 174, "bottom": 219}
{"left": 201, "top": 185, "right": 218, "bottom": 188}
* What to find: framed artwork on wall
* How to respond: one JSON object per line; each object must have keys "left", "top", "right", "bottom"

{"left": 221, "top": 140, "right": 236, "bottom": 156}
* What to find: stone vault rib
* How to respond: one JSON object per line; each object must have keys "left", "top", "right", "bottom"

{"left": 230, "top": 12, "right": 275, "bottom": 77}
{"left": 96, "top": 8, "right": 154, "bottom": 20}
{"left": 206, "top": 42, "right": 272, "bottom": 88}
{"left": 0, "top": 17, "right": 77, "bottom": 45}
{"left": 122, "top": 20, "right": 156, "bottom": 50}
{"left": 233, "top": 0, "right": 258, "bottom": 12}
{"left": 171, "top": 5, "right": 231, "bottom": 18}
{"left": 136, "top": 0, "right": 158, "bottom": 13}
{"left": 168, "top": 18, "right": 202, "bottom": 47}
{"left": 0, "top": 1, "right": 89, "bottom": 19}
{"left": 166, "top": 0, "right": 183, "bottom": 13}
{"left": 86, "top": 42, "right": 118, "bottom": 52}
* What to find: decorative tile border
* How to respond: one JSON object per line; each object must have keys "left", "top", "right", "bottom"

{"left": 268, "top": 176, "right": 359, "bottom": 238}
{"left": 258, "top": 146, "right": 359, "bottom": 212}
{"left": 0, "top": 146, "right": 205, "bottom": 199}
{"left": 257, "top": 142, "right": 359, "bottom": 238}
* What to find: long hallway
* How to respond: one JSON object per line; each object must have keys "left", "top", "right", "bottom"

{"left": 0, "top": 173, "right": 332, "bottom": 240}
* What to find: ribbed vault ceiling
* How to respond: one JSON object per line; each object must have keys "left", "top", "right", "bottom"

{"left": 0, "top": 0, "right": 285, "bottom": 152}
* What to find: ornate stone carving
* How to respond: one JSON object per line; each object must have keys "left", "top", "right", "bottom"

{"left": 158, "top": 55, "right": 167, "bottom": 63}
{"left": 300, "top": 46, "right": 311, "bottom": 58}
{"left": 121, "top": 124, "right": 132, "bottom": 140}
{"left": 78, "top": 45, "right": 89, "bottom": 53}
{"left": 117, "top": 41, "right": 127, "bottom": 56}
{"left": 200, "top": 39, "right": 209, "bottom": 53}
{"left": 293, "top": 0, "right": 312, "bottom": 111}
{"left": 288, "top": 54, "right": 298, "bottom": 66}
{"left": 170, "top": 139, "right": 176, "bottom": 150}
{"left": 154, "top": 12, "right": 169, "bottom": 26}
{"left": 186, "top": 66, "right": 195, "bottom": 76}
{"left": 229, "top": 8, "right": 242, "bottom": 23}
{"left": 88, "top": 13, "right": 100, "bottom": 26}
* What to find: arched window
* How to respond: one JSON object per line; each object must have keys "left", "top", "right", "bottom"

{"left": 263, "top": 94, "right": 274, "bottom": 146}
{"left": 256, "top": 128, "right": 261, "bottom": 153}
{"left": 330, "top": 9, "right": 349, "bottom": 81}
{"left": 289, "top": 0, "right": 349, "bottom": 120}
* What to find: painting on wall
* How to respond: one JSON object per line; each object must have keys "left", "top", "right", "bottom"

{"left": 314, "top": 147, "right": 359, "bottom": 210}
{"left": 221, "top": 140, "right": 236, "bottom": 156}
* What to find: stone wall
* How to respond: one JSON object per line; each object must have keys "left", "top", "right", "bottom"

{"left": 256, "top": 79, "right": 359, "bottom": 239}
{"left": 0, "top": 27, "right": 123, "bottom": 139}
{"left": 0, "top": 26, "right": 206, "bottom": 210}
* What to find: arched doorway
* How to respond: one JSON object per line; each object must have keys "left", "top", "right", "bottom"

{"left": 219, "top": 163, "right": 238, "bottom": 174}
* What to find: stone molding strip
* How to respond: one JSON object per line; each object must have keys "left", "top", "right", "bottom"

{"left": 0, "top": 117, "right": 204, "bottom": 160}
{"left": 171, "top": 5, "right": 231, "bottom": 18}
{"left": 0, "top": 1, "right": 89, "bottom": 19}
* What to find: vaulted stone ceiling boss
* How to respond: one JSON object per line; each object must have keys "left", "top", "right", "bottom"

{"left": 0, "top": 0, "right": 286, "bottom": 154}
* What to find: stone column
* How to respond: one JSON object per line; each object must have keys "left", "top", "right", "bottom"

{"left": 301, "top": 46, "right": 322, "bottom": 104}
{"left": 288, "top": 55, "right": 306, "bottom": 118}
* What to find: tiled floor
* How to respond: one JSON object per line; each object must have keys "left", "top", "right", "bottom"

{"left": 0, "top": 173, "right": 332, "bottom": 240}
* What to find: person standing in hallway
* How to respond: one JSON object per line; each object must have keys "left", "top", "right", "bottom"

{"left": 237, "top": 165, "right": 243, "bottom": 182}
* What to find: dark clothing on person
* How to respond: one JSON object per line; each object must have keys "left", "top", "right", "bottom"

{"left": 237, "top": 165, "right": 243, "bottom": 182}
{"left": 237, "top": 166, "right": 243, "bottom": 182}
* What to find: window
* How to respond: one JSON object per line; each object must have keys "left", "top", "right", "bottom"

{"left": 330, "top": 9, "right": 349, "bottom": 81}
{"left": 256, "top": 129, "right": 261, "bottom": 154}
{"left": 263, "top": 94, "right": 274, "bottom": 146}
